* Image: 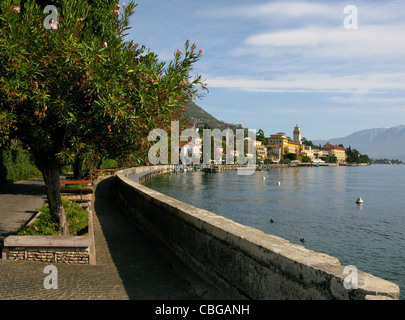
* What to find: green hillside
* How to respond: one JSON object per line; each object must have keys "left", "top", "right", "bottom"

{"left": 183, "top": 101, "right": 242, "bottom": 131}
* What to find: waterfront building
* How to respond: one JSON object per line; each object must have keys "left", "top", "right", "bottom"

{"left": 268, "top": 130, "right": 302, "bottom": 156}
{"left": 286, "top": 140, "right": 301, "bottom": 155}
{"left": 267, "top": 125, "right": 347, "bottom": 164}
{"left": 321, "top": 145, "right": 347, "bottom": 163}
{"left": 268, "top": 133, "right": 289, "bottom": 154}
{"left": 266, "top": 145, "right": 282, "bottom": 162}
{"left": 243, "top": 137, "right": 255, "bottom": 162}
{"left": 255, "top": 140, "right": 267, "bottom": 162}
{"left": 180, "top": 140, "right": 201, "bottom": 164}
{"left": 312, "top": 148, "right": 328, "bottom": 160}
{"left": 305, "top": 147, "right": 326, "bottom": 164}
{"left": 178, "top": 128, "right": 203, "bottom": 164}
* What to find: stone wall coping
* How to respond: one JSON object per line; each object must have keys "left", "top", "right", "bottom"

{"left": 4, "top": 235, "right": 92, "bottom": 248}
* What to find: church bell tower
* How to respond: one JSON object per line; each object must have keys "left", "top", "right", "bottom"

{"left": 293, "top": 125, "right": 302, "bottom": 144}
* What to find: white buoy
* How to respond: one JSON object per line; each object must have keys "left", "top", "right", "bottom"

{"left": 277, "top": 181, "right": 281, "bottom": 186}
{"left": 262, "top": 177, "right": 266, "bottom": 180}
{"left": 356, "top": 197, "right": 364, "bottom": 204}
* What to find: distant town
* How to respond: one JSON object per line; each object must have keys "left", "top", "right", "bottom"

{"left": 183, "top": 102, "right": 405, "bottom": 165}
{"left": 180, "top": 124, "right": 377, "bottom": 166}
{"left": 255, "top": 125, "right": 375, "bottom": 165}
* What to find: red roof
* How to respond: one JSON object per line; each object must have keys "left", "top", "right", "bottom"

{"left": 322, "top": 145, "right": 345, "bottom": 151}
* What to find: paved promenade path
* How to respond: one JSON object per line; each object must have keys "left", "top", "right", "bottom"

{"left": 0, "top": 176, "right": 219, "bottom": 300}
{"left": 0, "top": 177, "right": 45, "bottom": 244}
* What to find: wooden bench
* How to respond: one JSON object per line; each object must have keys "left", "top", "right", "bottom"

{"left": 60, "top": 180, "right": 93, "bottom": 203}
{"left": 60, "top": 180, "right": 92, "bottom": 186}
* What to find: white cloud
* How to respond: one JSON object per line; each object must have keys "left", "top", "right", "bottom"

{"left": 245, "top": 24, "right": 405, "bottom": 58}
{"left": 235, "top": 1, "right": 336, "bottom": 19}
{"left": 330, "top": 95, "right": 405, "bottom": 106}
{"left": 199, "top": 1, "right": 339, "bottom": 20}
{"left": 200, "top": 1, "right": 405, "bottom": 23}
{"left": 207, "top": 73, "right": 405, "bottom": 94}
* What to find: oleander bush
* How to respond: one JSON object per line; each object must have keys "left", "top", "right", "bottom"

{"left": 0, "top": 0, "right": 205, "bottom": 235}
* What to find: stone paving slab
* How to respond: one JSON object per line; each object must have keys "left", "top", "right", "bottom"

{"left": 0, "top": 177, "right": 46, "bottom": 244}
{"left": 0, "top": 176, "right": 220, "bottom": 300}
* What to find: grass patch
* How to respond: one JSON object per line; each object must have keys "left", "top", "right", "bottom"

{"left": 62, "top": 183, "right": 91, "bottom": 190}
{"left": 17, "top": 197, "right": 89, "bottom": 236}
{"left": 101, "top": 159, "right": 118, "bottom": 169}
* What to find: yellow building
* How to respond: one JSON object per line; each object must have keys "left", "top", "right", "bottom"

{"left": 322, "top": 145, "right": 347, "bottom": 163}
{"left": 268, "top": 128, "right": 304, "bottom": 156}
{"left": 286, "top": 140, "right": 301, "bottom": 155}
{"left": 255, "top": 140, "right": 267, "bottom": 162}
{"left": 268, "top": 133, "right": 289, "bottom": 152}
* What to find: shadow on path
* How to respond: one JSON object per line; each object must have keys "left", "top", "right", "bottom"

{"left": 93, "top": 176, "right": 218, "bottom": 300}
{"left": 0, "top": 177, "right": 45, "bottom": 196}
{"left": 0, "top": 177, "right": 46, "bottom": 248}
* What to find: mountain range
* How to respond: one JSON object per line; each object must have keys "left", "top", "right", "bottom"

{"left": 312, "top": 125, "right": 405, "bottom": 161}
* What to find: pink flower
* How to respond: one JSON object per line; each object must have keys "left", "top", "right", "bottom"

{"left": 34, "top": 226, "right": 38, "bottom": 231}
{"left": 50, "top": 19, "right": 58, "bottom": 30}
{"left": 103, "top": 42, "right": 108, "bottom": 48}
{"left": 199, "top": 49, "right": 204, "bottom": 54}
{"left": 177, "top": 49, "right": 183, "bottom": 55}
{"left": 13, "top": 6, "right": 20, "bottom": 13}
{"left": 123, "top": 3, "right": 126, "bottom": 8}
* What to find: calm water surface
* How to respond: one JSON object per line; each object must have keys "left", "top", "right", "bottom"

{"left": 143, "top": 165, "right": 405, "bottom": 299}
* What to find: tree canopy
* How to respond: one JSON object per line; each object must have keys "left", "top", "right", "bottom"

{"left": 0, "top": 0, "right": 206, "bottom": 234}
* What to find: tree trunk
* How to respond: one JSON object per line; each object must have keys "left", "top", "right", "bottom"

{"left": 41, "top": 166, "right": 69, "bottom": 236}
{"left": 97, "top": 157, "right": 103, "bottom": 170}
{"left": 73, "top": 156, "right": 83, "bottom": 180}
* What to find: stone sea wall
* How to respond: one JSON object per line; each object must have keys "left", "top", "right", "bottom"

{"left": 115, "top": 165, "right": 400, "bottom": 300}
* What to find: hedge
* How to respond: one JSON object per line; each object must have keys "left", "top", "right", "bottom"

{"left": 0, "top": 148, "right": 41, "bottom": 184}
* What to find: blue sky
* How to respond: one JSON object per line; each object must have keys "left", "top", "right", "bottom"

{"left": 122, "top": 0, "right": 405, "bottom": 141}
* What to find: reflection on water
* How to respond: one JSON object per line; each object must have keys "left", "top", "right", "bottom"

{"left": 143, "top": 165, "right": 405, "bottom": 299}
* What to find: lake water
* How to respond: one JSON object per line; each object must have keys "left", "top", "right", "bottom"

{"left": 143, "top": 165, "right": 405, "bottom": 299}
